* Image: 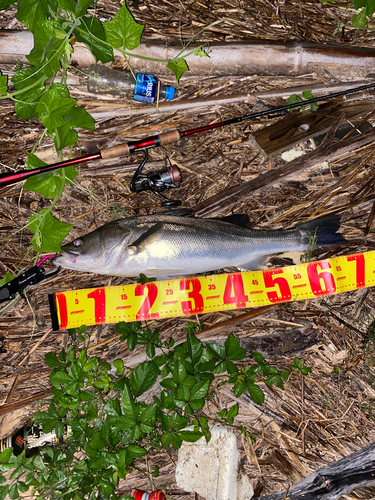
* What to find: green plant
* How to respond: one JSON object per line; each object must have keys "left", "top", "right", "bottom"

{"left": 287, "top": 90, "right": 318, "bottom": 113}
{"left": 319, "top": 0, "right": 375, "bottom": 29}
{"left": 0, "top": 322, "right": 291, "bottom": 499}
{"left": 291, "top": 357, "right": 312, "bottom": 377}
{"left": 301, "top": 231, "right": 318, "bottom": 264}
{"left": 0, "top": 0, "right": 213, "bottom": 256}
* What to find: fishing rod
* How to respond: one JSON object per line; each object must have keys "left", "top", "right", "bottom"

{"left": 1, "top": 80, "right": 375, "bottom": 205}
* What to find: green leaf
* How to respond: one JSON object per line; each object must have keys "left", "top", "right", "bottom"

{"left": 293, "top": 357, "right": 303, "bottom": 369}
{"left": 8, "top": 483, "right": 18, "bottom": 500}
{"left": 302, "top": 90, "right": 313, "bottom": 99}
{"left": 103, "top": 398, "right": 122, "bottom": 417}
{"left": 103, "top": 3, "right": 144, "bottom": 50}
{"left": 12, "top": 66, "right": 47, "bottom": 119}
{"left": 50, "top": 125, "right": 78, "bottom": 151}
{"left": 189, "top": 398, "right": 204, "bottom": 411}
{"left": 113, "top": 359, "right": 124, "bottom": 374}
{"left": 233, "top": 381, "right": 245, "bottom": 398}
{"left": 187, "top": 330, "right": 203, "bottom": 364}
{"left": 127, "top": 445, "right": 147, "bottom": 458}
{"left": 166, "top": 58, "right": 189, "bottom": 83}
{"left": 227, "top": 360, "right": 239, "bottom": 375}
{"left": 225, "top": 334, "right": 246, "bottom": 361}
{"left": 171, "top": 433, "right": 183, "bottom": 449}
{"left": 48, "top": 401, "right": 58, "bottom": 417}
{"left": 190, "top": 380, "right": 209, "bottom": 401}
{"left": 179, "top": 430, "right": 203, "bottom": 442}
{"left": 137, "top": 273, "right": 157, "bottom": 284}
{"left": 17, "top": 483, "right": 28, "bottom": 494}
{"left": 139, "top": 403, "right": 157, "bottom": 423}
{"left": 146, "top": 342, "right": 155, "bottom": 358}
{"left": 193, "top": 46, "right": 209, "bottom": 58}
{"left": 0, "top": 486, "right": 9, "bottom": 500}
{"left": 353, "top": 7, "right": 368, "bottom": 27}
{"left": 79, "top": 390, "right": 94, "bottom": 401}
{"left": 50, "top": 369, "right": 73, "bottom": 386}
{"left": 172, "top": 360, "right": 186, "bottom": 384}
{"left": 246, "top": 383, "right": 264, "bottom": 404}
{"left": 161, "top": 432, "right": 171, "bottom": 447}
{"left": 36, "top": 83, "right": 76, "bottom": 132}
{"left": 0, "top": 73, "right": 7, "bottom": 95}
{"left": 160, "top": 378, "right": 177, "bottom": 390}
{"left": 0, "top": 448, "right": 13, "bottom": 464}
{"left": 206, "top": 343, "right": 226, "bottom": 360}
{"left": 251, "top": 351, "right": 265, "bottom": 364}
{"left": 38, "top": 36, "right": 68, "bottom": 78}
{"left": 130, "top": 360, "right": 159, "bottom": 397}
{"left": 121, "top": 384, "right": 138, "bottom": 420}
{"left": 16, "top": 0, "right": 48, "bottom": 31}
{"left": 45, "top": 352, "right": 64, "bottom": 368}
{"left": 63, "top": 106, "right": 95, "bottom": 131}
{"left": 281, "top": 369, "right": 290, "bottom": 380}
{"left": 23, "top": 152, "right": 77, "bottom": 197}
{"left": 0, "top": 0, "right": 16, "bottom": 9}
{"left": 0, "top": 272, "right": 14, "bottom": 287}
{"left": 212, "top": 360, "right": 227, "bottom": 374}
{"left": 58, "top": 0, "right": 92, "bottom": 16}
{"left": 177, "top": 384, "right": 190, "bottom": 401}
{"left": 227, "top": 403, "right": 239, "bottom": 424}
{"left": 74, "top": 16, "right": 114, "bottom": 63}
{"left": 301, "top": 367, "right": 312, "bottom": 376}
{"left": 29, "top": 209, "right": 72, "bottom": 252}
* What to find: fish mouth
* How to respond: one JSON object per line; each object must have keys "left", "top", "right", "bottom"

{"left": 52, "top": 250, "right": 80, "bottom": 267}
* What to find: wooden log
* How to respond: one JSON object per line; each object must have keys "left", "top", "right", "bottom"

{"left": 260, "top": 440, "right": 375, "bottom": 500}
{"left": 250, "top": 101, "right": 373, "bottom": 158}
{"left": 2, "top": 31, "right": 375, "bottom": 78}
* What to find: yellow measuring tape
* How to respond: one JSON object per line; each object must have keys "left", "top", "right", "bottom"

{"left": 49, "top": 250, "right": 373, "bottom": 331}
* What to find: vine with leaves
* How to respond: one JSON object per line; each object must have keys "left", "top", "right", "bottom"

{"left": 0, "top": 0, "right": 210, "bottom": 258}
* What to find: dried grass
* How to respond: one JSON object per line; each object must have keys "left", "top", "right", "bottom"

{"left": 2, "top": 0, "right": 375, "bottom": 498}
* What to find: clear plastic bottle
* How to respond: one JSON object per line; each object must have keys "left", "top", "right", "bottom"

{"left": 87, "top": 64, "right": 175, "bottom": 103}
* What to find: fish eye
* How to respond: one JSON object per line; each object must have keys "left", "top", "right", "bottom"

{"left": 73, "top": 239, "right": 82, "bottom": 247}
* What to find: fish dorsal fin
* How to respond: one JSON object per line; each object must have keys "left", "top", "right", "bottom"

{"left": 130, "top": 222, "right": 165, "bottom": 252}
{"left": 216, "top": 214, "right": 253, "bottom": 228}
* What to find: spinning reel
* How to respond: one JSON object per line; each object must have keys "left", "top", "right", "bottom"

{"left": 130, "top": 148, "right": 182, "bottom": 207}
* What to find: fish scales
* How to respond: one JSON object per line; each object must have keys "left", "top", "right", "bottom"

{"left": 52, "top": 214, "right": 347, "bottom": 278}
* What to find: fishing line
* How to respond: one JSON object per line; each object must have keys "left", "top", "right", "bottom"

{"left": 1, "top": 80, "right": 375, "bottom": 190}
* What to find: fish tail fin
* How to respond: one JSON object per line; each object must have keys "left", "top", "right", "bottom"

{"left": 296, "top": 214, "right": 347, "bottom": 248}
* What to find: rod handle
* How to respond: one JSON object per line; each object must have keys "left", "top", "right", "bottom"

{"left": 158, "top": 129, "right": 181, "bottom": 145}
{"left": 100, "top": 143, "right": 131, "bottom": 159}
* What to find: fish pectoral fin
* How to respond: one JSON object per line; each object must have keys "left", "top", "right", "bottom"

{"left": 131, "top": 222, "right": 165, "bottom": 252}
{"left": 238, "top": 255, "right": 268, "bottom": 271}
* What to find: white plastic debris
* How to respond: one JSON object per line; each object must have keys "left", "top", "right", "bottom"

{"left": 281, "top": 149, "right": 306, "bottom": 162}
{"left": 175, "top": 425, "right": 254, "bottom": 500}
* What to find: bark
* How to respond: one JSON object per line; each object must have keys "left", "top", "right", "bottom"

{"left": 260, "top": 441, "right": 375, "bottom": 500}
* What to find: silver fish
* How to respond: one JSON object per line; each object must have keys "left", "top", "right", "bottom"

{"left": 52, "top": 214, "right": 346, "bottom": 278}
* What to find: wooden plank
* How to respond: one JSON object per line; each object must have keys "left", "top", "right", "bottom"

{"left": 250, "top": 101, "right": 375, "bottom": 158}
